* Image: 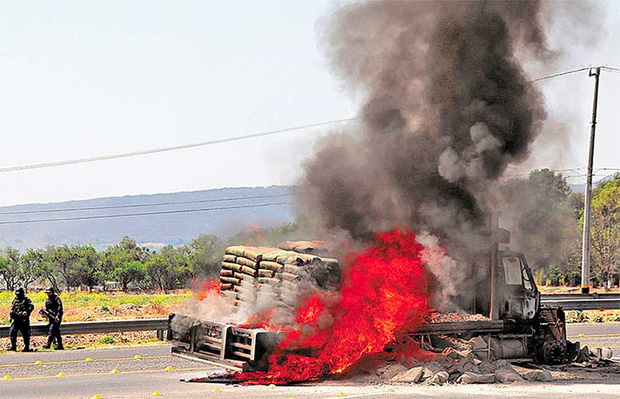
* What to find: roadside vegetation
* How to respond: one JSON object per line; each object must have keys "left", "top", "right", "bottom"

{"left": 0, "top": 290, "right": 191, "bottom": 325}
{"left": 565, "top": 309, "right": 620, "bottom": 324}
{"left": 499, "top": 170, "right": 620, "bottom": 290}
{"left": 0, "top": 218, "right": 314, "bottom": 295}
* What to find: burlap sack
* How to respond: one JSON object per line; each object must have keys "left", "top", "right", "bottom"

{"left": 225, "top": 246, "right": 266, "bottom": 261}
{"left": 258, "top": 277, "right": 280, "bottom": 285}
{"left": 221, "top": 262, "right": 243, "bottom": 273}
{"left": 222, "top": 254, "right": 237, "bottom": 263}
{"left": 278, "top": 240, "right": 328, "bottom": 255}
{"left": 220, "top": 269, "right": 234, "bottom": 277}
{"left": 233, "top": 273, "right": 256, "bottom": 284}
{"left": 259, "top": 261, "right": 283, "bottom": 272}
{"left": 258, "top": 269, "right": 275, "bottom": 278}
{"left": 240, "top": 265, "right": 257, "bottom": 276}
{"left": 260, "top": 250, "right": 293, "bottom": 264}
{"left": 283, "top": 263, "right": 302, "bottom": 274}
{"left": 276, "top": 272, "right": 299, "bottom": 282}
{"left": 236, "top": 257, "right": 257, "bottom": 268}
{"left": 220, "top": 276, "right": 240, "bottom": 285}
{"left": 225, "top": 246, "right": 247, "bottom": 257}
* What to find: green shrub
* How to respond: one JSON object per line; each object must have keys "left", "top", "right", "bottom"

{"left": 98, "top": 335, "right": 118, "bottom": 344}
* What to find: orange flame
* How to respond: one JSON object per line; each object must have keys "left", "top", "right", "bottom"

{"left": 193, "top": 279, "right": 220, "bottom": 301}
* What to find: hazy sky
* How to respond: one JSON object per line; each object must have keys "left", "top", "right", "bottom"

{"left": 0, "top": 1, "right": 618, "bottom": 207}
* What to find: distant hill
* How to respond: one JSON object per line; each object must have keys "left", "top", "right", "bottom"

{"left": 570, "top": 183, "right": 585, "bottom": 194}
{"left": 569, "top": 175, "right": 615, "bottom": 194}
{"left": 0, "top": 186, "right": 297, "bottom": 250}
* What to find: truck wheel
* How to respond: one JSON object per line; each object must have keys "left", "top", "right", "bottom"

{"left": 541, "top": 339, "right": 566, "bottom": 365}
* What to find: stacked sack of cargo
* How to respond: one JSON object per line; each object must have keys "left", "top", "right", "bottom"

{"left": 277, "top": 240, "right": 329, "bottom": 256}
{"left": 219, "top": 246, "right": 267, "bottom": 306}
{"left": 258, "top": 250, "right": 340, "bottom": 310}
{"left": 276, "top": 241, "right": 339, "bottom": 309}
{"left": 219, "top": 243, "right": 340, "bottom": 310}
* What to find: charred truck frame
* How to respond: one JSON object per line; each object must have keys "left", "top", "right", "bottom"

{"left": 168, "top": 214, "right": 576, "bottom": 370}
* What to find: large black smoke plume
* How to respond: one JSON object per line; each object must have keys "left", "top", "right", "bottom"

{"left": 303, "top": 1, "right": 556, "bottom": 258}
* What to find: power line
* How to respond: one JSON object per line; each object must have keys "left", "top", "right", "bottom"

{"left": 0, "top": 118, "right": 355, "bottom": 174}
{"left": 533, "top": 67, "right": 591, "bottom": 82}
{"left": 533, "top": 65, "right": 620, "bottom": 81}
{"left": 502, "top": 166, "right": 620, "bottom": 180}
{"left": 0, "top": 202, "right": 291, "bottom": 226}
{"left": 0, "top": 192, "right": 296, "bottom": 216}
{"left": 0, "top": 66, "right": 616, "bottom": 174}
{"left": 602, "top": 65, "right": 620, "bottom": 72}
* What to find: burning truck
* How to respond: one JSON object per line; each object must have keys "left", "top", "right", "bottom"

{"left": 166, "top": 0, "right": 613, "bottom": 385}
{"left": 167, "top": 216, "right": 581, "bottom": 384}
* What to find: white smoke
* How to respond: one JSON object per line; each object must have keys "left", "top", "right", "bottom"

{"left": 417, "top": 232, "right": 466, "bottom": 311}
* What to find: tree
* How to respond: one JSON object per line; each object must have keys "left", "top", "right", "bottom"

{"left": 74, "top": 245, "right": 102, "bottom": 290}
{"left": 19, "top": 249, "right": 45, "bottom": 289}
{"left": 45, "top": 246, "right": 80, "bottom": 290}
{"left": 147, "top": 246, "right": 193, "bottom": 292}
{"left": 40, "top": 247, "right": 61, "bottom": 293}
{"left": 112, "top": 260, "right": 146, "bottom": 291}
{"left": 498, "top": 169, "right": 580, "bottom": 274}
{"left": 189, "top": 234, "right": 225, "bottom": 278}
{"left": 0, "top": 250, "right": 20, "bottom": 290}
{"left": 588, "top": 174, "right": 620, "bottom": 289}
{"left": 102, "top": 237, "right": 150, "bottom": 290}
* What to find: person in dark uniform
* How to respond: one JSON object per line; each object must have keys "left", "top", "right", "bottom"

{"left": 9, "top": 287, "right": 34, "bottom": 352}
{"left": 39, "top": 286, "right": 64, "bottom": 350}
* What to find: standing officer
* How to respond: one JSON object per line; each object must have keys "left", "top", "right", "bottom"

{"left": 39, "top": 286, "right": 64, "bottom": 350}
{"left": 9, "top": 287, "right": 34, "bottom": 352}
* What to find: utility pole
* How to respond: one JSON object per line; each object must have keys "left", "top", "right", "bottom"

{"left": 581, "top": 66, "right": 601, "bottom": 295}
{"left": 489, "top": 212, "right": 500, "bottom": 320}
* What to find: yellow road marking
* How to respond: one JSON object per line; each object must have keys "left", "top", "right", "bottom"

{"left": 1, "top": 366, "right": 218, "bottom": 382}
{"left": 568, "top": 333, "right": 620, "bottom": 339}
{"left": 0, "top": 355, "right": 170, "bottom": 368}
{"left": 326, "top": 394, "right": 392, "bottom": 399}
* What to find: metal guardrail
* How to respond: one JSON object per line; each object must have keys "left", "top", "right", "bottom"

{"left": 0, "top": 318, "right": 169, "bottom": 339}
{"left": 541, "top": 294, "right": 620, "bottom": 310}
{"left": 0, "top": 294, "right": 616, "bottom": 342}
{"left": 541, "top": 293, "right": 620, "bottom": 300}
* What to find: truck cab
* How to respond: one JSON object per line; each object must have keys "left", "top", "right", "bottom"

{"left": 497, "top": 250, "right": 540, "bottom": 322}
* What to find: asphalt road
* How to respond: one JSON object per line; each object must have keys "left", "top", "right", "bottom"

{"left": 566, "top": 323, "right": 620, "bottom": 358}
{"left": 0, "top": 323, "right": 618, "bottom": 398}
{"left": 2, "top": 368, "right": 620, "bottom": 399}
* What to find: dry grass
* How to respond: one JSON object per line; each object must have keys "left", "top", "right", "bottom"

{"left": 566, "top": 310, "right": 620, "bottom": 323}
{"left": 0, "top": 290, "right": 196, "bottom": 352}
{"left": 0, "top": 290, "right": 193, "bottom": 325}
